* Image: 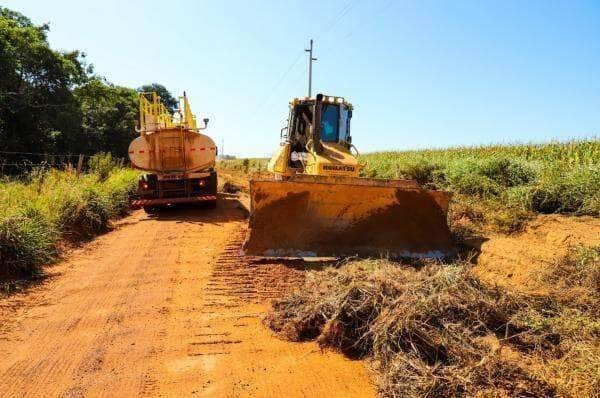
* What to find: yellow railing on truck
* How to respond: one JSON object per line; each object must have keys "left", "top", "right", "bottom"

{"left": 138, "top": 91, "right": 198, "bottom": 133}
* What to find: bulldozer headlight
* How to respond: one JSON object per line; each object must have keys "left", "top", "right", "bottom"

{"left": 198, "top": 180, "right": 206, "bottom": 187}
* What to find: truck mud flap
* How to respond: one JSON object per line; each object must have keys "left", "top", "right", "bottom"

{"left": 131, "top": 195, "right": 217, "bottom": 209}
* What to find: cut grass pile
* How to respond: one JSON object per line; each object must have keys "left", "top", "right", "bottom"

{"left": 266, "top": 256, "right": 600, "bottom": 397}
{"left": 542, "top": 245, "right": 600, "bottom": 316}
{"left": 0, "top": 155, "right": 138, "bottom": 279}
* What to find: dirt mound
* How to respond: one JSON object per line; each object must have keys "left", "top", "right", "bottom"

{"left": 265, "top": 213, "right": 600, "bottom": 397}
{"left": 473, "top": 214, "right": 600, "bottom": 294}
{"left": 221, "top": 181, "right": 241, "bottom": 193}
{"left": 216, "top": 170, "right": 251, "bottom": 193}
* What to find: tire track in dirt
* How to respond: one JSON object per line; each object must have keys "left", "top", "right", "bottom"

{"left": 0, "top": 208, "right": 180, "bottom": 397}
{"left": 0, "top": 195, "right": 374, "bottom": 397}
{"left": 151, "top": 200, "right": 374, "bottom": 397}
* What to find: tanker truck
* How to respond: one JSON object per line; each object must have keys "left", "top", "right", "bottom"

{"left": 129, "top": 91, "right": 218, "bottom": 213}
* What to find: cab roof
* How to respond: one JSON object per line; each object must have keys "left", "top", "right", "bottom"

{"left": 290, "top": 95, "right": 353, "bottom": 110}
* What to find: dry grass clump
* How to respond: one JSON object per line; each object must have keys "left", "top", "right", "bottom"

{"left": 525, "top": 246, "right": 600, "bottom": 397}
{"left": 266, "top": 261, "right": 560, "bottom": 397}
{"left": 543, "top": 245, "right": 600, "bottom": 315}
{"left": 537, "top": 340, "right": 600, "bottom": 397}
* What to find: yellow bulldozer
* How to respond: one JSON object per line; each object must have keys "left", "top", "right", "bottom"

{"left": 242, "top": 93, "right": 453, "bottom": 259}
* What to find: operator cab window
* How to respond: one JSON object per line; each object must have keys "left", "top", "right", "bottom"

{"left": 289, "top": 105, "right": 312, "bottom": 151}
{"left": 320, "top": 104, "right": 339, "bottom": 142}
{"left": 339, "top": 106, "right": 350, "bottom": 142}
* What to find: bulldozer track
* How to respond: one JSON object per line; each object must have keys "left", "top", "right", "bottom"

{"left": 203, "top": 231, "right": 306, "bottom": 305}
{"left": 184, "top": 230, "right": 299, "bottom": 361}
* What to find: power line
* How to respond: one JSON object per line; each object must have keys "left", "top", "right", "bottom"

{"left": 314, "top": 0, "right": 356, "bottom": 42}
{"left": 251, "top": 0, "right": 359, "bottom": 124}
{"left": 271, "top": 51, "right": 305, "bottom": 93}
{"left": 342, "top": 0, "right": 394, "bottom": 40}
{"left": 292, "top": 66, "right": 308, "bottom": 87}
{"left": 0, "top": 150, "right": 85, "bottom": 157}
{"left": 259, "top": 0, "right": 358, "bottom": 104}
{"left": 315, "top": 0, "right": 395, "bottom": 66}
{"left": 254, "top": 50, "right": 305, "bottom": 112}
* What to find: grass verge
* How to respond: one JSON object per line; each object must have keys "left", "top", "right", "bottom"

{"left": 0, "top": 155, "right": 138, "bottom": 281}
{"left": 360, "top": 140, "right": 600, "bottom": 234}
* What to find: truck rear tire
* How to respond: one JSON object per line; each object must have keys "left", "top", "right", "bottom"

{"left": 143, "top": 206, "right": 161, "bottom": 214}
{"left": 194, "top": 199, "right": 216, "bottom": 209}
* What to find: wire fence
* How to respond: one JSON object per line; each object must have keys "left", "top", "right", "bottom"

{"left": 0, "top": 151, "right": 126, "bottom": 176}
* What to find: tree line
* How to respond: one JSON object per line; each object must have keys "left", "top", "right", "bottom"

{"left": 0, "top": 6, "right": 177, "bottom": 166}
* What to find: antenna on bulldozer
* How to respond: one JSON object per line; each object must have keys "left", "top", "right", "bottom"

{"left": 305, "top": 39, "right": 317, "bottom": 97}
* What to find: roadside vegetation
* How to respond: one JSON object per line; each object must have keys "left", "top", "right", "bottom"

{"left": 267, "top": 248, "right": 600, "bottom": 397}
{"left": 0, "top": 153, "right": 138, "bottom": 282}
{"left": 219, "top": 158, "right": 270, "bottom": 174}
{"left": 360, "top": 139, "right": 600, "bottom": 234}
{"left": 1, "top": 7, "right": 174, "bottom": 284}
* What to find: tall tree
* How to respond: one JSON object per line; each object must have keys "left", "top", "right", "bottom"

{"left": 74, "top": 77, "right": 138, "bottom": 157}
{"left": 0, "top": 7, "right": 86, "bottom": 156}
{"left": 0, "top": 7, "right": 178, "bottom": 162}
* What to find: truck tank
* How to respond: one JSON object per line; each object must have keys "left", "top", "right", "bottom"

{"left": 128, "top": 129, "right": 216, "bottom": 173}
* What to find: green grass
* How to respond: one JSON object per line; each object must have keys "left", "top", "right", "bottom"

{"left": 0, "top": 156, "right": 139, "bottom": 279}
{"left": 218, "top": 158, "right": 269, "bottom": 173}
{"left": 359, "top": 139, "right": 600, "bottom": 232}
{"left": 360, "top": 140, "right": 599, "bottom": 211}
{"left": 360, "top": 139, "right": 600, "bottom": 172}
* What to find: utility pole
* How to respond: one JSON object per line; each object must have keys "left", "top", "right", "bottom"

{"left": 221, "top": 139, "right": 224, "bottom": 159}
{"left": 305, "top": 39, "right": 317, "bottom": 98}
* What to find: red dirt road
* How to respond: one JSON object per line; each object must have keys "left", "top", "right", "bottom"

{"left": 0, "top": 196, "right": 374, "bottom": 397}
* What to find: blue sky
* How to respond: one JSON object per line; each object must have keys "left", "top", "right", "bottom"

{"left": 4, "top": 0, "right": 599, "bottom": 157}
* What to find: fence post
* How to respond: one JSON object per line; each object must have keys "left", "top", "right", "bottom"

{"left": 76, "top": 154, "right": 84, "bottom": 177}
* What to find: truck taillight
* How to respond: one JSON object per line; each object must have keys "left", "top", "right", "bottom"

{"left": 142, "top": 182, "right": 149, "bottom": 189}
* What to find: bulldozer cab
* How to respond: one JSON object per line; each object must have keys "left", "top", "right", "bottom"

{"left": 279, "top": 95, "right": 354, "bottom": 173}
{"left": 286, "top": 95, "right": 353, "bottom": 149}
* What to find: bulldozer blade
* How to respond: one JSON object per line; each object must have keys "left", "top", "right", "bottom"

{"left": 242, "top": 175, "right": 453, "bottom": 259}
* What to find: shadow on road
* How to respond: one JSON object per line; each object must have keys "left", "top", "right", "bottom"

{"left": 142, "top": 193, "right": 248, "bottom": 224}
